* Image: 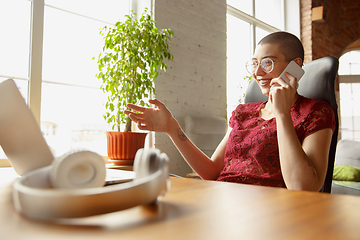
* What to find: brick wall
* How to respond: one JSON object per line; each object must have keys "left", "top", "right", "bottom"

{"left": 300, "top": 0, "right": 313, "bottom": 63}
{"left": 301, "top": 0, "right": 360, "bottom": 60}
{"left": 312, "top": 0, "right": 360, "bottom": 59}
{"left": 154, "top": 0, "right": 227, "bottom": 176}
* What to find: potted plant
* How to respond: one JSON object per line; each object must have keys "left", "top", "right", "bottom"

{"left": 95, "top": 8, "right": 173, "bottom": 164}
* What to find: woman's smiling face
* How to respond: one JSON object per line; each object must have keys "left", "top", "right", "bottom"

{"left": 251, "top": 43, "right": 289, "bottom": 96}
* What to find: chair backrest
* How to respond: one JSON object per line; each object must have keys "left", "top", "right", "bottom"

{"left": 244, "top": 56, "right": 339, "bottom": 193}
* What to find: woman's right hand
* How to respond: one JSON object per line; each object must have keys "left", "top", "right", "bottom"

{"left": 124, "top": 99, "right": 174, "bottom": 133}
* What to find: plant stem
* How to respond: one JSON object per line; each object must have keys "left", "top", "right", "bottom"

{"left": 125, "top": 116, "right": 132, "bottom": 132}
{"left": 117, "top": 93, "right": 121, "bottom": 132}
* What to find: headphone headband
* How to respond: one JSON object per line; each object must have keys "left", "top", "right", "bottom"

{"left": 12, "top": 148, "right": 170, "bottom": 219}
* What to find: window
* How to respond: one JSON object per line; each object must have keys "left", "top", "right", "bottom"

{"left": 339, "top": 50, "right": 360, "bottom": 75}
{"left": 226, "top": 0, "right": 300, "bottom": 118}
{"left": 226, "top": 14, "right": 253, "bottom": 117}
{"left": 0, "top": 0, "right": 31, "bottom": 160}
{"left": 0, "top": 0, "right": 31, "bottom": 85}
{"left": 338, "top": 50, "right": 360, "bottom": 141}
{"left": 255, "top": 0, "right": 283, "bottom": 30}
{"left": 0, "top": 0, "right": 151, "bottom": 163}
{"left": 41, "top": 0, "right": 131, "bottom": 156}
{"left": 339, "top": 83, "right": 360, "bottom": 140}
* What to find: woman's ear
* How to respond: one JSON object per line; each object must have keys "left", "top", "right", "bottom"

{"left": 293, "top": 57, "right": 303, "bottom": 67}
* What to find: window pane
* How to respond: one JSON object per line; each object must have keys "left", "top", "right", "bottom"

{"left": 255, "top": 0, "right": 282, "bottom": 29}
{"left": 42, "top": 8, "right": 101, "bottom": 87}
{"left": 339, "top": 50, "right": 360, "bottom": 75}
{"left": 339, "top": 51, "right": 360, "bottom": 141}
{"left": 0, "top": 0, "right": 31, "bottom": 80}
{"left": 0, "top": 0, "right": 31, "bottom": 159}
{"left": 255, "top": 27, "right": 270, "bottom": 44}
{"left": 133, "top": 0, "right": 152, "bottom": 15}
{"left": 41, "top": 1, "right": 131, "bottom": 156}
{"left": 42, "top": 2, "right": 130, "bottom": 87}
{"left": 41, "top": 83, "right": 108, "bottom": 156}
{"left": 339, "top": 83, "right": 352, "bottom": 117}
{"left": 339, "top": 83, "right": 360, "bottom": 141}
{"left": 227, "top": 14, "right": 252, "bottom": 118}
{"left": 227, "top": 0, "right": 253, "bottom": 15}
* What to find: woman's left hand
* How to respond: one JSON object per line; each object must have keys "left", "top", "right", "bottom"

{"left": 269, "top": 72, "right": 298, "bottom": 117}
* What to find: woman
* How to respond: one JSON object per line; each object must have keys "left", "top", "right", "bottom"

{"left": 125, "top": 32, "right": 335, "bottom": 191}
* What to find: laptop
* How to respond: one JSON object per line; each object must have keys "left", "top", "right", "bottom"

{"left": 105, "top": 169, "right": 135, "bottom": 185}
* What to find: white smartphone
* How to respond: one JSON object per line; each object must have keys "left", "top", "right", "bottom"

{"left": 280, "top": 60, "right": 305, "bottom": 84}
{"left": 271, "top": 60, "right": 305, "bottom": 89}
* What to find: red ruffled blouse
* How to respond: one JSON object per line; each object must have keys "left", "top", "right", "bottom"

{"left": 216, "top": 96, "right": 335, "bottom": 188}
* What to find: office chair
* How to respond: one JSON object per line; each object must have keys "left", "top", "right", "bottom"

{"left": 244, "top": 56, "right": 339, "bottom": 193}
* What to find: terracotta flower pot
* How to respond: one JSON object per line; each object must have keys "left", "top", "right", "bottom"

{"left": 106, "top": 131, "right": 147, "bottom": 165}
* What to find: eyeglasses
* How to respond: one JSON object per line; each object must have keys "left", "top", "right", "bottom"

{"left": 245, "top": 58, "right": 287, "bottom": 74}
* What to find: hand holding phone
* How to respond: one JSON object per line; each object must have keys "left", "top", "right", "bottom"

{"left": 271, "top": 60, "right": 305, "bottom": 90}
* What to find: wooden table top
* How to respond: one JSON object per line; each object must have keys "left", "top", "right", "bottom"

{"left": 1, "top": 167, "right": 360, "bottom": 240}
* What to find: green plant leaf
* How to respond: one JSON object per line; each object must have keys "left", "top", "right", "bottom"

{"left": 94, "top": 8, "right": 173, "bottom": 131}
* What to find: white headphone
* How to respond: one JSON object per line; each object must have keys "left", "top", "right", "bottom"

{"left": 1, "top": 79, "right": 169, "bottom": 220}
{"left": 12, "top": 148, "right": 170, "bottom": 220}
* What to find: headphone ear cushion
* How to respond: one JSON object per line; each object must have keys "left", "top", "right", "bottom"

{"left": 50, "top": 150, "right": 106, "bottom": 188}
{"left": 134, "top": 148, "right": 160, "bottom": 179}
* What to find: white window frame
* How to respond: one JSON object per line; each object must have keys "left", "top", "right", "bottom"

{"left": 28, "top": 0, "right": 45, "bottom": 124}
